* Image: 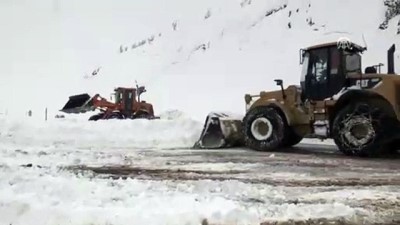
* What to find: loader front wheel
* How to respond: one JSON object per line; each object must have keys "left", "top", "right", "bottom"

{"left": 108, "top": 112, "right": 125, "bottom": 119}
{"left": 243, "top": 106, "right": 285, "bottom": 151}
{"left": 88, "top": 113, "right": 104, "bottom": 121}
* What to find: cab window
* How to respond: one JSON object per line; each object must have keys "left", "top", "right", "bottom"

{"left": 344, "top": 51, "right": 361, "bottom": 74}
{"left": 310, "top": 48, "right": 328, "bottom": 83}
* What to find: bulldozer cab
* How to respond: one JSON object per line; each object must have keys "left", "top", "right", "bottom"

{"left": 114, "top": 87, "right": 136, "bottom": 112}
{"left": 300, "top": 42, "right": 365, "bottom": 102}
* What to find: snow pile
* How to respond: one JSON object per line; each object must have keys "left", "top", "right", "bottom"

{"left": 0, "top": 110, "right": 204, "bottom": 149}
{"left": 0, "top": 167, "right": 361, "bottom": 225}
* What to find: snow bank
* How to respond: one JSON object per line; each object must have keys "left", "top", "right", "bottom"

{"left": 0, "top": 167, "right": 360, "bottom": 225}
{"left": 0, "top": 110, "right": 204, "bottom": 149}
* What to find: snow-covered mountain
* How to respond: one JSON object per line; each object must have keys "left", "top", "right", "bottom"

{"left": 2, "top": 0, "right": 400, "bottom": 121}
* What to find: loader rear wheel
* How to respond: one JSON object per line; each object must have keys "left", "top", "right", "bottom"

{"left": 243, "top": 106, "right": 285, "bottom": 151}
{"left": 385, "top": 140, "right": 400, "bottom": 154}
{"left": 135, "top": 111, "right": 150, "bottom": 119}
{"left": 332, "top": 99, "right": 391, "bottom": 157}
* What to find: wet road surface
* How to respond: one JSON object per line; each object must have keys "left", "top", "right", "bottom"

{"left": 67, "top": 142, "right": 400, "bottom": 224}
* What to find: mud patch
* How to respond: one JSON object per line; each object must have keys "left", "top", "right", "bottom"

{"left": 65, "top": 165, "right": 400, "bottom": 187}
{"left": 203, "top": 216, "right": 400, "bottom": 225}
{"left": 260, "top": 218, "right": 400, "bottom": 225}
{"left": 66, "top": 165, "right": 245, "bottom": 180}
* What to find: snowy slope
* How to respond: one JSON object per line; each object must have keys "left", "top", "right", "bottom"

{"left": 1, "top": 0, "right": 400, "bottom": 121}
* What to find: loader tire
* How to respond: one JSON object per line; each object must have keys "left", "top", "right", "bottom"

{"left": 108, "top": 112, "right": 125, "bottom": 119}
{"left": 243, "top": 106, "right": 285, "bottom": 151}
{"left": 385, "top": 139, "right": 400, "bottom": 154}
{"left": 134, "top": 111, "right": 150, "bottom": 119}
{"left": 88, "top": 113, "right": 104, "bottom": 121}
{"left": 331, "top": 99, "right": 392, "bottom": 157}
{"left": 281, "top": 127, "right": 303, "bottom": 147}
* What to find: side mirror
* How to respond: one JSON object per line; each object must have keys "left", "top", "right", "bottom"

{"left": 274, "top": 79, "right": 283, "bottom": 86}
{"left": 274, "top": 79, "right": 286, "bottom": 99}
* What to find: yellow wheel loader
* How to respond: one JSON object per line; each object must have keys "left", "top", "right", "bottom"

{"left": 194, "top": 41, "right": 400, "bottom": 157}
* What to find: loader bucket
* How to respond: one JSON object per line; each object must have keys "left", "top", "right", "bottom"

{"left": 60, "top": 93, "right": 94, "bottom": 113}
{"left": 193, "top": 112, "right": 245, "bottom": 149}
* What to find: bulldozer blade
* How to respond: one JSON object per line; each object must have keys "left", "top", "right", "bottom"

{"left": 193, "top": 112, "right": 245, "bottom": 149}
{"left": 60, "top": 93, "right": 94, "bottom": 114}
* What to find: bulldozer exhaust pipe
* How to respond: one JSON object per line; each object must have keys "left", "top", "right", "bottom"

{"left": 388, "top": 44, "right": 396, "bottom": 74}
{"left": 193, "top": 112, "right": 245, "bottom": 149}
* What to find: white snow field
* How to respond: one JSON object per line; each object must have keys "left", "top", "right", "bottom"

{"left": 1, "top": 0, "right": 400, "bottom": 224}
{"left": 1, "top": 114, "right": 400, "bottom": 225}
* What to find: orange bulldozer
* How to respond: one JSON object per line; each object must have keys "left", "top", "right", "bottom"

{"left": 60, "top": 84, "right": 159, "bottom": 121}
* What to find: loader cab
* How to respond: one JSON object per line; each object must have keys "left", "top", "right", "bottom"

{"left": 300, "top": 42, "right": 364, "bottom": 101}
{"left": 114, "top": 87, "right": 136, "bottom": 112}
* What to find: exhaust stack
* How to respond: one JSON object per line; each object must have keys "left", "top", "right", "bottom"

{"left": 388, "top": 44, "right": 396, "bottom": 74}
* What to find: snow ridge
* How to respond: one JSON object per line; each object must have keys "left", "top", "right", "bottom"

{"left": 0, "top": 110, "right": 203, "bottom": 150}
